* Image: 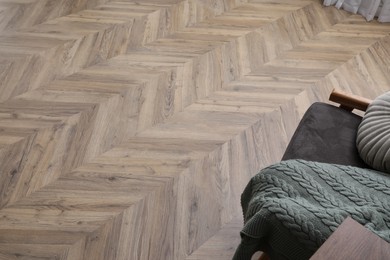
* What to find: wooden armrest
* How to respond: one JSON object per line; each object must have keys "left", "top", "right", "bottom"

{"left": 329, "top": 89, "right": 373, "bottom": 112}
{"left": 258, "top": 252, "right": 270, "bottom": 260}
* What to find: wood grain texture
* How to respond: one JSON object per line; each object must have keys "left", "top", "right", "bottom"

{"left": 186, "top": 215, "right": 244, "bottom": 260}
{"left": 0, "top": 0, "right": 389, "bottom": 259}
{"left": 310, "top": 217, "right": 390, "bottom": 260}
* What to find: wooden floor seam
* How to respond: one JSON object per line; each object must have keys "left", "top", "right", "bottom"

{"left": 0, "top": 0, "right": 389, "bottom": 259}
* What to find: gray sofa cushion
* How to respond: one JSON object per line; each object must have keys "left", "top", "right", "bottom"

{"left": 283, "top": 102, "right": 369, "bottom": 168}
{"left": 357, "top": 92, "right": 390, "bottom": 173}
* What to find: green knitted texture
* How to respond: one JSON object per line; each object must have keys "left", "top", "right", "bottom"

{"left": 233, "top": 160, "right": 390, "bottom": 260}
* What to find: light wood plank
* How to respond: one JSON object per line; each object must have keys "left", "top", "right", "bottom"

{"left": 0, "top": 0, "right": 389, "bottom": 259}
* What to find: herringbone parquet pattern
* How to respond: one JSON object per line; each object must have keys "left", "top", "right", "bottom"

{"left": 0, "top": 0, "right": 389, "bottom": 259}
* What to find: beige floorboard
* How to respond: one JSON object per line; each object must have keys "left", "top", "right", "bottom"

{"left": 0, "top": 0, "right": 389, "bottom": 259}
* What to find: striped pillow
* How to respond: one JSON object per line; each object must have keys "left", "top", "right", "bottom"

{"left": 357, "top": 92, "right": 390, "bottom": 173}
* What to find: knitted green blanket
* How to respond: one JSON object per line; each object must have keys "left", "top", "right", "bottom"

{"left": 233, "top": 160, "right": 390, "bottom": 260}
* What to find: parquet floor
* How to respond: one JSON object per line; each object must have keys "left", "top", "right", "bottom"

{"left": 0, "top": 0, "right": 389, "bottom": 259}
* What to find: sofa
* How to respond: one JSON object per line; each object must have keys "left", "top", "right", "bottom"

{"left": 233, "top": 90, "right": 390, "bottom": 260}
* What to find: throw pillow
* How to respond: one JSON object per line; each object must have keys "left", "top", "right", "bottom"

{"left": 357, "top": 92, "right": 390, "bottom": 173}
